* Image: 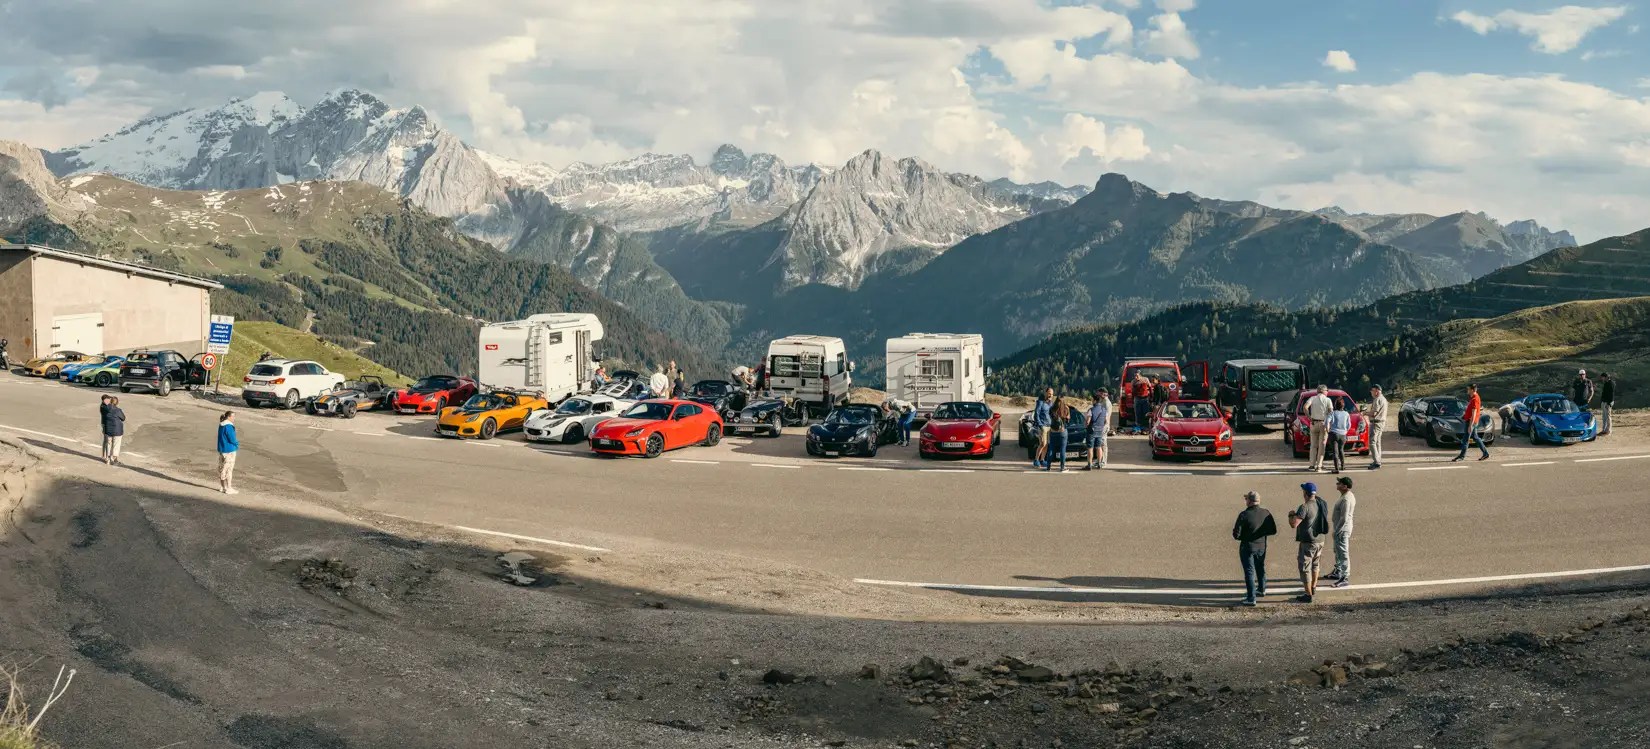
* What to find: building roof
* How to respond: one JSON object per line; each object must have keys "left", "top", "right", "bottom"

{"left": 0, "top": 243, "right": 223, "bottom": 290}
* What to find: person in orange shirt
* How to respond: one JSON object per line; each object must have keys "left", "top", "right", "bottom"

{"left": 1452, "top": 383, "right": 1490, "bottom": 462}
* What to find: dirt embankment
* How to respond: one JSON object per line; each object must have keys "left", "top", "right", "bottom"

{"left": 4, "top": 437, "right": 1649, "bottom": 749}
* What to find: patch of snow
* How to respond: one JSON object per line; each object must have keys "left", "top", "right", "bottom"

{"left": 68, "top": 175, "right": 97, "bottom": 188}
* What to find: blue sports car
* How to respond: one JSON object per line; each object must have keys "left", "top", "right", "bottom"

{"left": 59, "top": 355, "right": 115, "bottom": 382}
{"left": 1501, "top": 394, "right": 1598, "bottom": 445}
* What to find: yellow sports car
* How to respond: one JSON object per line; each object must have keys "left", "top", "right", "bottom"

{"left": 23, "top": 351, "right": 98, "bottom": 378}
{"left": 436, "top": 390, "right": 549, "bottom": 439}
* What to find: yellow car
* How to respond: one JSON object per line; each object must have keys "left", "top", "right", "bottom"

{"left": 23, "top": 350, "right": 99, "bottom": 378}
{"left": 436, "top": 390, "right": 549, "bottom": 439}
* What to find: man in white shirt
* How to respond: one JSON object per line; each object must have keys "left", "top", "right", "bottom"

{"left": 1327, "top": 476, "right": 1357, "bottom": 588}
{"left": 1364, "top": 385, "right": 1388, "bottom": 470}
{"left": 1304, "top": 385, "right": 1334, "bottom": 472}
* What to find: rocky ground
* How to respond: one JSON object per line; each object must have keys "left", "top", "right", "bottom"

{"left": 4, "top": 436, "right": 1649, "bottom": 748}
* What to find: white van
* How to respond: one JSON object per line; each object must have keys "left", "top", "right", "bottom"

{"left": 885, "top": 333, "right": 986, "bottom": 419}
{"left": 765, "top": 335, "right": 851, "bottom": 417}
{"left": 479, "top": 313, "right": 604, "bottom": 402}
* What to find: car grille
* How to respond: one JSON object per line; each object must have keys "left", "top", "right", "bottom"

{"left": 1172, "top": 436, "right": 1213, "bottom": 445}
{"left": 437, "top": 425, "right": 458, "bottom": 434}
{"left": 1560, "top": 429, "right": 1583, "bottom": 437}
{"left": 525, "top": 428, "right": 543, "bottom": 437}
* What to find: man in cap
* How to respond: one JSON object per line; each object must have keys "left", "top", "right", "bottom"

{"left": 1571, "top": 369, "right": 1594, "bottom": 410}
{"left": 1232, "top": 491, "right": 1277, "bottom": 606}
{"left": 1364, "top": 384, "right": 1388, "bottom": 470}
{"left": 1289, "top": 482, "right": 1329, "bottom": 603}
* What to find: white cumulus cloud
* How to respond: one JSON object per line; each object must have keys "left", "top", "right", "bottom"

{"left": 1142, "top": 11, "right": 1200, "bottom": 59}
{"left": 1322, "top": 50, "right": 1357, "bottom": 73}
{"left": 1450, "top": 5, "right": 1629, "bottom": 54}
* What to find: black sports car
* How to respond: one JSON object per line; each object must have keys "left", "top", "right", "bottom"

{"left": 686, "top": 379, "right": 749, "bottom": 420}
{"left": 806, "top": 404, "right": 898, "bottom": 457}
{"left": 1397, "top": 395, "right": 1497, "bottom": 447}
{"left": 1017, "top": 410, "right": 1092, "bottom": 461}
{"left": 727, "top": 393, "right": 809, "bottom": 437}
{"left": 305, "top": 376, "right": 392, "bottom": 418}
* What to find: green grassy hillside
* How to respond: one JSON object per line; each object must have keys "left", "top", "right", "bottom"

{"left": 219, "top": 321, "right": 409, "bottom": 388}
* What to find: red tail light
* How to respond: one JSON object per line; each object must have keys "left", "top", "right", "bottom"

{"left": 243, "top": 376, "right": 251, "bottom": 383}
{"left": 273, "top": 377, "right": 286, "bottom": 385}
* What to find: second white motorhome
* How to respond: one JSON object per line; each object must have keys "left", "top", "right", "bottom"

{"left": 765, "top": 335, "right": 851, "bottom": 417}
{"left": 478, "top": 313, "right": 603, "bottom": 402}
{"left": 885, "top": 333, "right": 986, "bottom": 419}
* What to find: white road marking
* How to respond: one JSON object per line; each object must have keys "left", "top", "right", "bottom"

{"left": 405, "top": 436, "right": 442, "bottom": 442}
{"left": 0, "top": 424, "right": 88, "bottom": 445}
{"left": 1224, "top": 471, "right": 1290, "bottom": 476}
{"left": 671, "top": 459, "right": 719, "bottom": 465}
{"left": 1409, "top": 465, "right": 1469, "bottom": 471}
{"left": 856, "top": 561, "right": 1650, "bottom": 596}
{"left": 467, "top": 442, "right": 502, "bottom": 448}
{"left": 1129, "top": 471, "right": 1191, "bottom": 476}
{"left": 354, "top": 432, "right": 384, "bottom": 437}
{"left": 751, "top": 463, "right": 800, "bottom": 469}
{"left": 1575, "top": 454, "right": 1650, "bottom": 463}
{"left": 451, "top": 525, "right": 610, "bottom": 553}
{"left": 1502, "top": 461, "right": 1555, "bottom": 467}
{"left": 921, "top": 469, "right": 974, "bottom": 473}
{"left": 123, "top": 451, "right": 150, "bottom": 459}
{"left": 307, "top": 425, "right": 333, "bottom": 432}
{"left": 839, "top": 466, "right": 891, "bottom": 472}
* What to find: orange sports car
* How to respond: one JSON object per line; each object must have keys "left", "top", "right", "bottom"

{"left": 436, "top": 390, "right": 549, "bottom": 439}
{"left": 589, "top": 399, "right": 724, "bottom": 458}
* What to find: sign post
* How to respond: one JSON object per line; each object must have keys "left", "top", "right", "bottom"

{"left": 207, "top": 315, "right": 234, "bottom": 392}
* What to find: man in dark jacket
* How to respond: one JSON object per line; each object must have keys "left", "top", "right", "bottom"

{"left": 1571, "top": 369, "right": 1594, "bottom": 409}
{"left": 100, "top": 395, "right": 126, "bottom": 465}
{"left": 1232, "top": 491, "right": 1277, "bottom": 606}
{"left": 1290, "top": 482, "right": 1330, "bottom": 603}
{"left": 1600, "top": 372, "right": 1615, "bottom": 436}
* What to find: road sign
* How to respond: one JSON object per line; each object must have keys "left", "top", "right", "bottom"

{"left": 200, "top": 352, "right": 218, "bottom": 371}
{"left": 207, "top": 314, "right": 235, "bottom": 356}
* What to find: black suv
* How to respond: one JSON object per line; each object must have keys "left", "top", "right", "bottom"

{"left": 119, "top": 350, "right": 209, "bottom": 396}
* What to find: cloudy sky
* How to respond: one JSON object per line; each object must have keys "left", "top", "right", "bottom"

{"left": 1, "top": 0, "right": 1647, "bottom": 240}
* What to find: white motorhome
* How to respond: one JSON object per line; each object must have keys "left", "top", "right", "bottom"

{"left": 884, "top": 333, "right": 986, "bottom": 419}
{"left": 765, "top": 335, "right": 851, "bottom": 417}
{"left": 478, "top": 313, "right": 604, "bottom": 402}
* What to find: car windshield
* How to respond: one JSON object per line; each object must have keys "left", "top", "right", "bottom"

{"left": 826, "top": 408, "right": 876, "bottom": 426}
{"left": 933, "top": 402, "right": 991, "bottom": 420}
{"left": 413, "top": 376, "right": 457, "bottom": 391}
{"left": 462, "top": 394, "right": 509, "bottom": 410}
{"left": 1128, "top": 365, "right": 1179, "bottom": 382}
{"left": 1426, "top": 400, "right": 1466, "bottom": 417}
{"left": 249, "top": 364, "right": 283, "bottom": 377}
{"left": 621, "top": 403, "right": 673, "bottom": 421}
{"left": 1531, "top": 398, "right": 1579, "bottom": 415}
{"left": 127, "top": 353, "right": 158, "bottom": 363}
{"left": 1164, "top": 402, "right": 1221, "bottom": 419}
{"left": 691, "top": 381, "right": 731, "bottom": 397}
{"left": 556, "top": 398, "right": 594, "bottom": 415}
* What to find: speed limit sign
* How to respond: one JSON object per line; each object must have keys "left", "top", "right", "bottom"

{"left": 200, "top": 352, "right": 218, "bottom": 371}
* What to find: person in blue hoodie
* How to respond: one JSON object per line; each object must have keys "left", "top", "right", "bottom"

{"left": 217, "top": 411, "right": 239, "bottom": 495}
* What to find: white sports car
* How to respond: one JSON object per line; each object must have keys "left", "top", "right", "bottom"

{"left": 524, "top": 394, "right": 633, "bottom": 444}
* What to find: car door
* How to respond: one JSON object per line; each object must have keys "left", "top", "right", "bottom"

{"left": 668, "top": 404, "right": 700, "bottom": 448}
{"left": 1181, "top": 360, "right": 1210, "bottom": 400}
{"left": 502, "top": 395, "right": 530, "bottom": 429}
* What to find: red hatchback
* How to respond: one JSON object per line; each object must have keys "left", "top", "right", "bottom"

{"left": 1283, "top": 389, "right": 1370, "bottom": 459}
{"left": 391, "top": 375, "right": 478, "bottom": 414}
{"left": 918, "top": 401, "right": 1001, "bottom": 459}
{"left": 590, "top": 399, "right": 724, "bottom": 458}
{"left": 1149, "top": 399, "right": 1234, "bottom": 460}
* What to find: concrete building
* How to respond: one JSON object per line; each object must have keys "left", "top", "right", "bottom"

{"left": 0, "top": 244, "right": 222, "bottom": 359}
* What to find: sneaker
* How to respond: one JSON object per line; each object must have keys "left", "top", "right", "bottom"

{"left": 1368, "top": 463, "right": 1380, "bottom": 470}
{"left": 1293, "top": 594, "right": 1314, "bottom": 603}
{"left": 1332, "top": 579, "right": 1350, "bottom": 588}
{"left": 224, "top": 488, "right": 240, "bottom": 495}
{"left": 1478, "top": 454, "right": 1490, "bottom": 461}
{"left": 1059, "top": 467, "right": 1068, "bottom": 473}
{"left": 1450, "top": 456, "right": 1464, "bottom": 462}
{"left": 1256, "top": 588, "right": 1267, "bottom": 598}
{"left": 1240, "top": 599, "right": 1257, "bottom": 607}
{"left": 1322, "top": 573, "right": 1342, "bottom": 582}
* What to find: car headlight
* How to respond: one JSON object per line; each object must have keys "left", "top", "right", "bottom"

{"left": 807, "top": 432, "right": 821, "bottom": 442}
{"left": 1219, "top": 430, "right": 1232, "bottom": 441}
{"left": 1152, "top": 428, "right": 1169, "bottom": 441}
{"left": 625, "top": 427, "right": 644, "bottom": 437}
{"left": 973, "top": 431, "right": 992, "bottom": 441}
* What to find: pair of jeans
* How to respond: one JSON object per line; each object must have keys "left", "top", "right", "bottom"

{"left": 1455, "top": 428, "right": 1489, "bottom": 459}
{"left": 1133, "top": 399, "right": 1149, "bottom": 430}
{"left": 1329, "top": 434, "right": 1347, "bottom": 472}
{"left": 1331, "top": 530, "right": 1351, "bottom": 580}
{"left": 899, "top": 413, "right": 915, "bottom": 444}
{"left": 1368, "top": 422, "right": 1384, "bottom": 464}
{"left": 1046, "top": 431, "right": 1067, "bottom": 470}
{"left": 1239, "top": 543, "right": 1267, "bottom": 602}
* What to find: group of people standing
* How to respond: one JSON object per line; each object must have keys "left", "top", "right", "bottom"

{"left": 1125, "top": 373, "right": 1173, "bottom": 435}
{"left": 95, "top": 394, "right": 240, "bottom": 494}
{"left": 1029, "top": 388, "right": 1111, "bottom": 472}
{"left": 1231, "top": 477, "right": 1357, "bottom": 605}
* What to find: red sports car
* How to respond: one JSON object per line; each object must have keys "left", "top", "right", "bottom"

{"left": 590, "top": 399, "right": 724, "bottom": 458}
{"left": 390, "top": 375, "right": 478, "bottom": 415}
{"left": 1149, "top": 399, "right": 1234, "bottom": 460}
{"left": 1283, "top": 388, "right": 1370, "bottom": 459}
{"left": 918, "top": 401, "right": 1002, "bottom": 459}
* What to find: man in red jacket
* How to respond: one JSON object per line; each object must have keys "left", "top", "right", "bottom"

{"left": 1452, "top": 383, "right": 1490, "bottom": 462}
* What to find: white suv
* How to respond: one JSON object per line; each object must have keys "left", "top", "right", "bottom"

{"left": 243, "top": 359, "right": 347, "bottom": 408}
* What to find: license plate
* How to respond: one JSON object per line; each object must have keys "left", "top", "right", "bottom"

{"left": 1562, "top": 437, "right": 1579, "bottom": 444}
{"left": 942, "top": 441, "right": 965, "bottom": 448}
{"left": 1184, "top": 446, "right": 1207, "bottom": 453}
{"left": 740, "top": 416, "right": 754, "bottom": 423}
{"left": 823, "top": 450, "right": 837, "bottom": 457}
{"left": 596, "top": 439, "right": 619, "bottom": 448}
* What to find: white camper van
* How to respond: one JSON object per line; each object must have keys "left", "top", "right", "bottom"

{"left": 478, "top": 313, "right": 604, "bottom": 402}
{"left": 765, "top": 335, "right": 851, "bottom": 417}
{"left": 884, "top": 333, "right": 986, "bottom": 419}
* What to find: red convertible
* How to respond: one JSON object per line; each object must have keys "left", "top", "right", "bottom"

{"left": 918, "top": 401, "right": 1002, "bottom": 459}
{"left": 590, "top": 399, "right": 724, "bottom": 458}
{"left": 1149, "top": 399, "right": 1234, "bottom": 460}
{"left": 1283, "top": 388, "right": 1370, "bottom": 459}
{"left": 390, "top": 375, "right": 478, "bottom": 415}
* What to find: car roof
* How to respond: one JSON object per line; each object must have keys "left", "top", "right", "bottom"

{"left": 1124, "top": 360, "right": 1178, "bottom": 367}
{"left": 1417, "top": 395, "right": 1460, "bottom": 402}
{"left": 1223, "top": 358, "right": 1301, "bottom": 368}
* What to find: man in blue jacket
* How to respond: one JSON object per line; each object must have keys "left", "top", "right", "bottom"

{"left": 217, "top": 411, "right": 239, "bottom": 495}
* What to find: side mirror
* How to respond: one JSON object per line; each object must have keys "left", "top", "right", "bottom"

{"left": 847, "top": 362, "right": 856, "bottom": 373}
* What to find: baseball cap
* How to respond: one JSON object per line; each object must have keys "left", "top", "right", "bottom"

{"left": 1300, "top": 482, "right": 1318, "bottom": 493}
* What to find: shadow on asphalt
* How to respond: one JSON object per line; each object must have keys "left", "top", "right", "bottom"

{"left": 920, "top": 573, "right": 1292, "bottom": 609}
{"left": 18, "top": 437, "right": 213, "bottom": 492}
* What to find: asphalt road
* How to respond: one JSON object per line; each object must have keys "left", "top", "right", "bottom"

{"left": 5, "top": 372, "right": 1648, "bottom": 607}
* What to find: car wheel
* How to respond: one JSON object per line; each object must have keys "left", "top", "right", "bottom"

{"left": 480, "top": 418, "right": 498, "bottom": 440}
{"left": 158, "top": 378, "right": 172, "bottom": 397}
{"left": 984, "top": 447, "right": 995, "bottom": 460}
{"left": 1151, "top": 451, "right": 1164, "bottom": 461}
{"left": 435, "top": 397, "right": 447, "bottom": 412}
{"left": 1530, "top": 429, "right": 1540, "bottom": 445}
{"left": 918, "top": 450, "right": 931, "bottom": 460}
{"left": 342, "top": 402, "right": 358, "bottom": 418}
{"left": 306, "top": 402, "right": 319, "bottom": 415}
{"left": 119, "top": 385, "right": 131, "bottom": 394}
{"left": 1397, "top": 416, "right": 1410, "bottom": 436}
{"left": 95, "top": 372, "right": 113, "bottom": 387}
{"left": 563, "top": 424, "right": 585, "bottom": 445}
{"left": 767, "top": 413, "right": 783, "bottom": 437}
{"left": 46, "top": 366, "right": 59, "bottom": 379}
{"left": 1424, "top": 430, "right": 1440, "bottom": 448}
{"left": 643, "top": 433, "right": 665, "bottom": 458}
{"left": 703, "top": 425, "right": 721, "bottom": 447}
{"left": 276, "top": 389, "right": 295, "bottom": 409}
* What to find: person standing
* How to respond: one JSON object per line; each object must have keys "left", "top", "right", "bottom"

{"left": 100, "top": 395, "right": 126, "bottom": 465}
{"left": 1452, "top": 383, "right": 1490, "bottom": 462}
{"left": 1032, "top": 387, "right": 1053, "bottom": 467}
{"left": 1131, "top": 374, "right": 1151, "bottom": 434}
{"left": 664, "top": 360, "right": 680, "bottom": 387}
{"left": 671, "top": 371, "right": 686, "bottom": 399}
{"left": 1327, "top": 400, "right": 1351, "bottom": 473}
{"left": 1326, "top": 476, "right": 1357, "bottom": 588}
{"left": 1148, "top": 375, "right": 1170, "bottom": 427}
{"left": 591, "top": 365, "right": 608, "bottom": 391}
{"left": 1599, "top": 372, "right": 1615, "bottom": 436}
{"left": 1364, "top": 385, "right": 1388, "bottom": 470}
{"left": 1304, "top": 385, "right": 1334, "bottom": 472}
{"left": 1045, "top": 397, "right": 1070, "bottom": 472}
{"left": 1232, "top": 491, "right": 1277, "bottom": 606}
{"left": 1086, "top": 389, "right": 1111, "bottom": 470}
{"left": 217, "top": 411, "right": 240, "bottom": 495}
{"left": 1571, "top": 369, "right": 1594, "bottom": 410}
{"left": 1290, "top": 482, "right": 1329, "bottom": 603}
{"left": 884, "top": 396, "right": 915, "bottom": 446}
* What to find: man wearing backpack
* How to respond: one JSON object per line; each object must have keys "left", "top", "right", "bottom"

{"left": 1289, "top": 482, "right": 1330, "bottom": 603}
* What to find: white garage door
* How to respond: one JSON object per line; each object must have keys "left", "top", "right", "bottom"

{"left": 52, "top": 313, "right": 104, "bottom": 354}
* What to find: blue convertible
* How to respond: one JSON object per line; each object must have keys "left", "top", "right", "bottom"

{"left": 1502, "top": 394, "right": 1598, "bottom": 445}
